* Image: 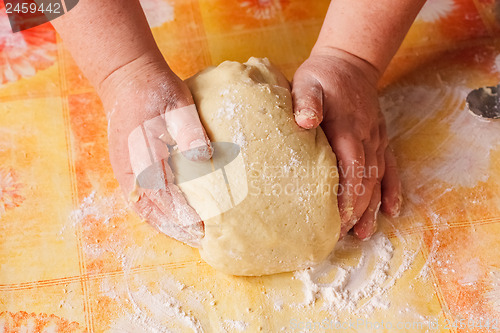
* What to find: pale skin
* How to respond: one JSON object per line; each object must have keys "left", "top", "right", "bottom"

{"left": 52, "top": 0, "right": 426, "bottom": 246}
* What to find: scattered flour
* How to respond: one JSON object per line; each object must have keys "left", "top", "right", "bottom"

{"left": 273, "top": 300, "right": 284, "bottom": 312}
{"left": 67, "top": 153, "right": 423, "bottom": 330}
{"left": 64, "top": 190, "right": 132, "bottom": 264}
{"left": 69, "top": 179, "right": 421, "bottom": 329}
{"left": 221, "top": 320, "right": 249, "bottom": 332}
{"left": 293, "top": 232, "right": 417, "bottom": 317}
{"left": 232, "top": 120, "right": 247, "bottom": 149}
{"left": 67, "top": 190, "right": 127, "bottom": 229}
{"left": 487, "top": 271, "right": 500, "bottom": 312}
{"left": 240, "top": 0, "right": 283, "bottom": 20}
{"left": 458, "top": 258, "right": 481, "bottom": 286}
{"left": 215, "top": 88, "right": 248, "bottom": 151}
{"left": 103, "top": 272, "right": 209, "bottom": 333}
{"left": 127, "top": 286, "right": 203, "bottom": 332}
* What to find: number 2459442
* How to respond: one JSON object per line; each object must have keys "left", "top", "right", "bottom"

{"left": 5, "top": 2, "right": 62, "bottom": 14}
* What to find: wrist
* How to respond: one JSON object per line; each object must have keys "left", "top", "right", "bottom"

{"left": 97, "top": 51, "right": 172, "bottom": 107}
{"left": 310, "top": 46, "right": 381, "bottom": 85}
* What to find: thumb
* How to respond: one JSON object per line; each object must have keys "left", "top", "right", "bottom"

{"left": 164, "top": 104, "right": 213, "bottom": 162}
{"left": 292, "top": 75, "right": 323, "bottom": 129}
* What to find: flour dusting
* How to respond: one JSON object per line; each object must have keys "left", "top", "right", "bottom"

{"left": 222, "top": 320, "right": 249, "bottom": 332}
{"left": 67, "top": 190, "right": 127, "bottom": 227}
{"left": 215, "top": 87, "right": 249, "bottom": 151}
{"left": 293, "top": 233, "right": 407, "bottom": 317}
{"left": 128, "top": 286, "right": 203, "bottom": 332}
{"left": 487, "top": 271, "right": 500, "bottom": 312}
{"left": 458, "top": 258, "right": 481, "bottom": 286}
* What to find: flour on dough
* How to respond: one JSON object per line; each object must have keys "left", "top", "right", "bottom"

{"left": 183, "top": 57, "right": 340, "bottom": 276}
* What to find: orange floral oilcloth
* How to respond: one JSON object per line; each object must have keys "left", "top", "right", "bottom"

{"left": 2, "top": 0, "right": 500, "bottom": 332}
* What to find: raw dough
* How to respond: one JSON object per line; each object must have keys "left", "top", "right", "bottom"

{"left": 183, "top": 57, "right": 340, "bottom": 276}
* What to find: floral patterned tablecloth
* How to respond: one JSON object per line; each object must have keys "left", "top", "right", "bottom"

{"left": 2, "top": 0, "right": 500, "bottom": 332}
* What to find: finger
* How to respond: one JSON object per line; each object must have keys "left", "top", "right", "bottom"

{"left": 352, "top": 143, "right": 379, "bottom": 220}
{"left": 353, "top": 182, "right": 382, "bottom": 240}
{"left": 127, "top": 116, "right": 205, "bottom": 244}
{"left": 353, "top": 130, "right": 385, "bottom": 239}
{"left": 126, "top": 125, "right": 205, "bottom": 246}
{"left": 128, "top": 115, "right": 173, "bottom": 188}
{"left": 108, "top": 111, "right": 159, "bottom": 194}
{"left": 328, "top": 133, "right": 365, "bottom": 236}
{"left": 119, "top": 103, "right": 206, "bottom": 246}
{"left": 147, "top": 185, "right": 204, "bottom": 238}
{"left": 163, "top": 104, "right": 213, "bottom": 161}
{"left": 135, "top": 186, "right": 204, "bottom": 247}
{"left": 381, "top": 146, "right": 402, "bottom": 217}
{"left": 292, "top": 76, "right": 323, "bottom": 129}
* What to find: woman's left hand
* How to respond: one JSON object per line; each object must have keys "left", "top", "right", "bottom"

{"left": 292, "top": 48, "right": 402, "bottom": 239}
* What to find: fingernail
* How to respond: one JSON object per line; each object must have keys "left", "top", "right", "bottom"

{"left": 298, "top": 109, "right": 317, "bottom": 119}
{"left": 342, "top": 205, "right": 354, "bottom": 222}
{"left": 363, "top": 205, "right": 382, "bottom": 239}
{"left": 128, "top": 179, "right": 141, "bottom": 203}
{"left": 295, "top": 109, "right": 319, "bottom": 128}
{"left": 390, "top": 194, "right": 403, "bottom": 218}
{"left": 183, "top": 139, "right": 213, "bottom": 161}
{"left": 357, "top": 222, "right": 377, "bottom": 241}
{"left": 339, "top": 209, "right": 356, "bottom": 239}
{"left": 342, "top": 215, "right": 358, "bottom": 235}
{"left": 373, "top": 202, "right": 381, "bottom": 221}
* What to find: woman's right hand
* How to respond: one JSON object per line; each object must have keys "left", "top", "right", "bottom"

{"left": 99, "top": 56, "right": 212, "bottom": 247}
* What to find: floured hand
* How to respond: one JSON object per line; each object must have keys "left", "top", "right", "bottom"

{"left": 101, "top": 57, "right": 212, "bottom": 247}
{"left": 292, "top": 48, "right": 402, "bottom": 240}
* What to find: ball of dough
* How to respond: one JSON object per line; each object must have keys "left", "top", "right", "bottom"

{"left": 183, "top": 57, "right": 340, "bottom": 276}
